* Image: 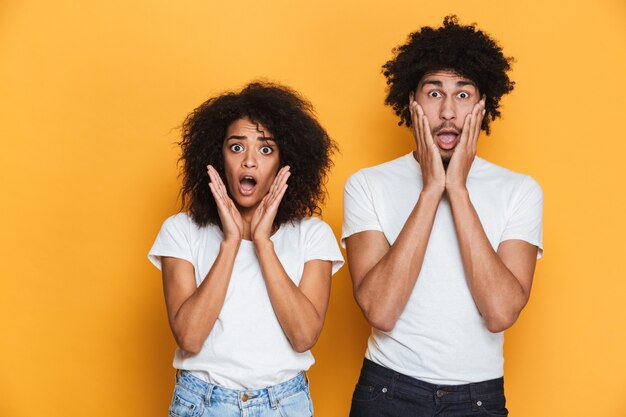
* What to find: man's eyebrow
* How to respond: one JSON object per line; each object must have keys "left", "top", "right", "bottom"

{"left": 224, "top": 135, "right": 276, "bottom": 142}
{"left": 456, "top": 80, "right": 476, "bottom": 87}
{"left": 421, "top": 80, "right": 443, "bottom": 87}
{"left": 420, "top": 79, "right": 477, "bottom": 88}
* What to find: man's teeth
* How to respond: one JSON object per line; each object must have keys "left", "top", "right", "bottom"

{"left": 438, "top": 133, "right": 457, "bottom": 143}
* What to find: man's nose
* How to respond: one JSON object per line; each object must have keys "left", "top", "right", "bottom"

{"left": 440, "top": 97, "right": 456, "bottom": 121}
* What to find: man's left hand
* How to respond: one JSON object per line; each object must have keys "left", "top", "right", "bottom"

{"left": 446, "top": 99, "right": 485, "bottom": 192}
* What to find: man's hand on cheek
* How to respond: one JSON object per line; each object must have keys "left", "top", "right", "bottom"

{"left": 445, "top": 99, "right": 485, "bottom": 193}
{"left": 409, "top": 96, "right": 446, "bottom": 195}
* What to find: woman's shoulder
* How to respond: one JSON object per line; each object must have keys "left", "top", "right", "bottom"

{"left": 160, "top": 212, "right": 221, "bottom": 237}
{"left": 286, "top": 216, "right": 331, "bottom": 229}
{"left": 279, "top": 217, "right": 336, "bottom": 241}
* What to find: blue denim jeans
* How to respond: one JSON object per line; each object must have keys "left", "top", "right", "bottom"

{"left": 168, "top": 370, "right": 314, "bottom": 417}
{"left": 349, "top": 359, "right": 508, "bottom": 417}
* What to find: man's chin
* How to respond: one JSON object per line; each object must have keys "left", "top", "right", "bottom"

{"left": 442, "top": 156, "right": 451, "bottom": 171}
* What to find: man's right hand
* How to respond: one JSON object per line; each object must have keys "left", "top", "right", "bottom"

{"left": 409, "top": 96, "right": 446, "bottom": 195}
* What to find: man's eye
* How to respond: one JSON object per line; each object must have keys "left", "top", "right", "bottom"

{"left": 230, "top": 144, "right": 244, "bottom": 153}
{"left": 458, "top": 92, "right": 470, "bottom": 99}
{"left": 428, "top": 91, "right": 441, "bottom": 98}
{"left": 259, "top": 146, "right": 273, "bottom": 155}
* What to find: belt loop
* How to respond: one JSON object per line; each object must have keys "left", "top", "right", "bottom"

{"left": 175, "top": 369, "right": 181, "bottom": 384}
{"left": 267, "top": 385, "right": 278, "bottom": 409}
{"left": 205, "top": 383, "right": 215, "bottom": 407}
{"left": 469, "top": 382, "right": 480, "bottom": 412}
{"left": 389, "top": 371, "right": 399, "bottom": 395}
{"left": 303, "top": 371, "right": 309, "bottom": 385}
{"left": 237, "top": 391, "right": 244, "bottom": 411}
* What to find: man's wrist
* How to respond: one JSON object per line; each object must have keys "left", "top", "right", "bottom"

{"left": 420, "top": 186, "right": 445, "bottom": 200}
{"left": 446, "top": 186, "right": 470, "bottom": 201}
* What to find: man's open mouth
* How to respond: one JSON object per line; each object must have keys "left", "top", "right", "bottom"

{"left": 436, "top": 128, "right": 461, "bottom": 150}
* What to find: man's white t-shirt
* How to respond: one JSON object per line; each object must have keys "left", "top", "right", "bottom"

{"left": 342, "top": 153, "right": 543, "bottom": 385}
{"left": 149, "top": 213, "right": 344, "bottom": 390}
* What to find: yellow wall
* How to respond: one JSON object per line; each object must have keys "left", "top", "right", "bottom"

{"left": 1, "top": 1, "right": 625, "bottom": 416}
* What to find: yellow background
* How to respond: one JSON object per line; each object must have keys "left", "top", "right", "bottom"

{"left": 1, "top": 1, "right": 625, "bottom": 416}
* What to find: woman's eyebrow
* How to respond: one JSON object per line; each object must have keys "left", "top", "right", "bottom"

{"left": 225, "top": 135, "right": 246, "bottom": 141}
{"left": 257, "top": 137, "right": 276, "bottom": 142}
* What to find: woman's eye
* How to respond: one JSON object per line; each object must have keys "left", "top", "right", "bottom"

{"left": 259, "top": 146, "right": 273, "bottom": 155}
{"left": 428, "top": 91, "right": 441, "bottom": 98}
{"left": 230, "top": 144, "right": 244, "bottom": 153}
{"left": 458, "top": 92, "right": 470, "bottom": 99}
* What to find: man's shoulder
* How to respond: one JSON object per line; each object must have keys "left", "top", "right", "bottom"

{"left": 346, "top": 153, "right": 415, "bottom": 186}
{"left": 474, "top": 157, "right": 535, "bottom": 181}
{"left": 473, "top": 157, "right": 542, "bottom": 195}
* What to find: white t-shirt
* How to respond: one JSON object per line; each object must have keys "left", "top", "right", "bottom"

{"left": 148, "top": 213, "right": 344, "bottom": 389}
{"left": 342, "top": 153, "right": 543, "bottom": 385}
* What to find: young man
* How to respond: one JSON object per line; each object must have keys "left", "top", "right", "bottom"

{"left": 343, "top": 16, "right": 543, "bottom": 417}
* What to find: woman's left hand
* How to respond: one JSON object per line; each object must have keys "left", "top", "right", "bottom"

{"left": 251, "top": 166, "right": 290, "bottom": 244}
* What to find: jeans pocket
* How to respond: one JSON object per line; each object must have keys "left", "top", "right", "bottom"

{"left": 168, "top": 386, "right": 204, "bottom": 417}
{"left": 476, "top": 395, "right": 508, "bottom": 417}
{"left": 277, "top": 389, "right": 313, "bottom": 417}
{"left": 351, "top": 379, "right": 387, "bottom": 403}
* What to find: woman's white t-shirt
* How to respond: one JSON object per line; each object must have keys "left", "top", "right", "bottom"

{"left": 149, "top": 213, "right": 344, "bottom": 389}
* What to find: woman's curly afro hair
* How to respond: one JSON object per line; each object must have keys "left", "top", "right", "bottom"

{"left": 179, "top": 81, "right": 336, "bottom": 228}
{"left": 383, "top": 15, "right": 514, "bottom": 134}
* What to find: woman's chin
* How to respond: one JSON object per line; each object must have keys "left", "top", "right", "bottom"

{"left": 233, "top": 196, "right": 262, "bottom": 212}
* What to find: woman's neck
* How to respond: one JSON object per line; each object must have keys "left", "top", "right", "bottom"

{"left": 239, "top": 208, "right": 254, "bottom": 241}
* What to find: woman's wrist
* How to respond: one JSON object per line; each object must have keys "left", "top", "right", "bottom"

{"left": 253, "top": 237, "right": 274, "bottom": 252}
{"left": 221, "top": 238, "right": 241, "bottom": 251}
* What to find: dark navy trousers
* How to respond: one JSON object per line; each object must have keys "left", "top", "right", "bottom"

{"left": 349, "top": 359, "right": 508, "bottom": 417}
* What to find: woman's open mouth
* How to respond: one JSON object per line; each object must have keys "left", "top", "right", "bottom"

{"left": 238, "top": 175, "right": 257, "bottom": 196}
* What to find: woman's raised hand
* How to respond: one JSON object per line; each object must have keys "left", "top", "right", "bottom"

{"left": 251, "top": 166, "right": 291, "bottom": 243}
{"left": 207, "top": 165, "right": 243, "bottom": 243}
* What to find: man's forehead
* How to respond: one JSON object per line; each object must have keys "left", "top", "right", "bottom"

{"left": 417, "top": 70, "right": 477, "bottom": 88}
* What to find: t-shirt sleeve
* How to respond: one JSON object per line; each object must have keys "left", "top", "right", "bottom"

{"left": 304, "top": 220, "right": 345, "bottom": 275}
{"left": 148, "top": 214, "right": 194, "bottom": 270}
{"left": 341, "top": 170, "right": 383, "bottom": 248}
{"left": 500, "top": 175, "right": 544, "bottom": 259}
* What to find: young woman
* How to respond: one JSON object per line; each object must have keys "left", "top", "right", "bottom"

{"left": 148, "top": 82, "right": 343, "bottom": 417}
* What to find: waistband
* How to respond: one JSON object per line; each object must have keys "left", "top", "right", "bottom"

{"left": 359, "top": 358, "right": 504, "bottom": 401}
{"left": 175, "top": 370, "right": 308, "bottom": 409}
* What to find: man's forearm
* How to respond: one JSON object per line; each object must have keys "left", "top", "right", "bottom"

{"left": 448, "top": 188, "right": 529, "bottom": 332}
{"left": 353, "top": 189, "right": 442, "bottom": 331}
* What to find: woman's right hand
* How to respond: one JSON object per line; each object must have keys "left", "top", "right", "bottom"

{"left": 207, "top": 165, "right": 243, "bottom": 243}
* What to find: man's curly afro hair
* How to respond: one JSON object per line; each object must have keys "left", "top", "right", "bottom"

{"left": 383, "top": 15, "right": 514, "bottom": 134}
{"left": 179, "top": 81, "right": 337, "bottom": 228}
